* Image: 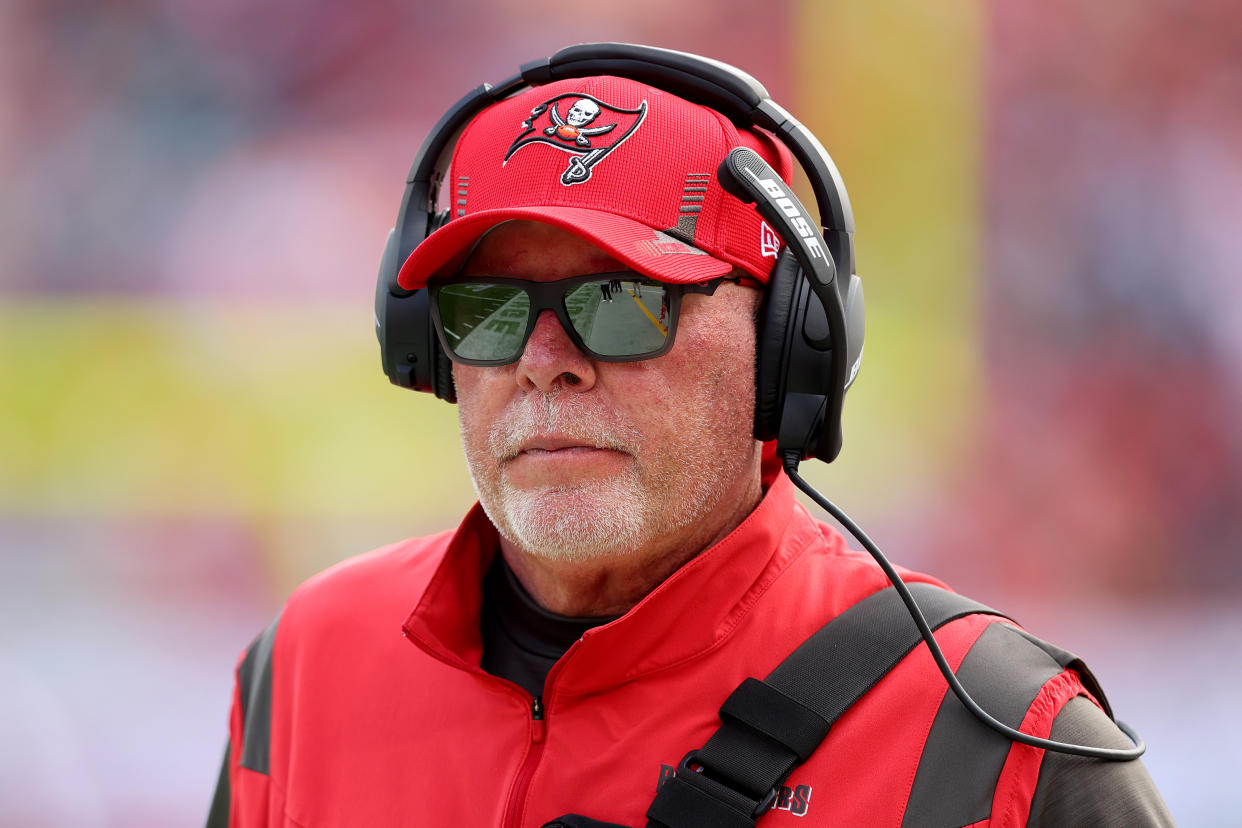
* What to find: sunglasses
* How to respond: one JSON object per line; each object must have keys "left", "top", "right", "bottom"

{"left": 428, "top": 272, "right": 732, "bottom": 366}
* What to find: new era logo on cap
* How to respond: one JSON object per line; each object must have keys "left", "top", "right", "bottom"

{"left": 760, "top": 221, "right": 781, "bottom": 259}
{"left": 395, "top": 75, "right": 795, "bottom": 291}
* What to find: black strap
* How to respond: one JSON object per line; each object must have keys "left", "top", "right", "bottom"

{"left": 541, "top": 817, "right": 632, "bottom": 828}
{"left": 644, "top": 584, "right": 1007, "bottom": 828}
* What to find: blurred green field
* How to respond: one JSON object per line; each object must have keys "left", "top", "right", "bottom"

{"left": 0, "top": 300, "right": 475, "bottom": 520}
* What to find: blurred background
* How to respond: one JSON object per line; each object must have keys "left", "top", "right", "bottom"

{"left": 2, "top": 0, "right": 1238, "bottom": 823}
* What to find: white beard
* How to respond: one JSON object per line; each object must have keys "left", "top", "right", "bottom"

{"left": 462, "top": 385, "right": 747, "bottom": 562}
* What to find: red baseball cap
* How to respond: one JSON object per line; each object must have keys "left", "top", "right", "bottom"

{"left": 395, "top": 75, "right": 794, "bottom": 290}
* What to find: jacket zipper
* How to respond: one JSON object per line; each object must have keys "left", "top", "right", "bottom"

{"left": 503, "top": 694, "right": 547, "bottom": 828}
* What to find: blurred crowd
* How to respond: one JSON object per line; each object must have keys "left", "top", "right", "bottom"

{"left": 0, "top": 1, "right": 790, "bottom": 297}
{"left": 931, "top": 0, "right": 1242, "bottom": 597}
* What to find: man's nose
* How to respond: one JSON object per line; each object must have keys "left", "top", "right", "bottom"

{"left": 515, "top": 310, "right": 597, "bottom": 393}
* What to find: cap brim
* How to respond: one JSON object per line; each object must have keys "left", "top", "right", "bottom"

{"left": 395, "top": 206, "right": 733, "bottom": 290}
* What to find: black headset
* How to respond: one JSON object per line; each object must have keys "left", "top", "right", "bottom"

{"left": 375, "top": 42, "right": 864, "bottom": 463}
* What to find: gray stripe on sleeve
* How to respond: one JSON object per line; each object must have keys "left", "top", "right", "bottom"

{"left": 238, "top": 614, "right": 281, "bottom": 775}
{"left": 901, "top": 622, "right": 1062, "bottom": 827}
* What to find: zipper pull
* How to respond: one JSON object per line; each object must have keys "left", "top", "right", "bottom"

{"left": 531, "top": 695, "right": 546, "bottom": 742}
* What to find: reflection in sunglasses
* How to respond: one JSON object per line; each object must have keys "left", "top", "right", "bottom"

{"left": 449, "top": 289, "right": 530, "bottom": 358}
{"left": 433, "top": 273, "right": 710, "bottom": 363}
{"left": 626, "top": 286, "right": 668, "bottom": 336}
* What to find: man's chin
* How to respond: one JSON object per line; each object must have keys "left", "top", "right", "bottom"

{"left": 489, "top": 483, "right": 648, "bottom": 562}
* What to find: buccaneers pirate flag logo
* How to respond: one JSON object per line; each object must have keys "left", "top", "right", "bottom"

{"left": 504, "top": 93, "right": 648, "bottom": 186}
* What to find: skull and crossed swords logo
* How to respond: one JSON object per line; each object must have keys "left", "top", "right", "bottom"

{"left": 546, "top": 98, "right": 614, "bottom": 147}
{"left": 504, "top": 92, "right": 648, "bottom": 186}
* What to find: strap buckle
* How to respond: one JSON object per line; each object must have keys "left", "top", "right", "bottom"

{"left": 753, "top": 786, "right": 779, "bottom": 818}
{"left": 678, "top": 751, "right": 779, "bottom": 819}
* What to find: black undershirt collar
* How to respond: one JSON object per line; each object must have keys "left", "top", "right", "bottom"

{"left": 480, "top": 555, "right": 619, "bottom": 698}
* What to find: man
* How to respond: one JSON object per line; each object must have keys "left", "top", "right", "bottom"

{"left": 209, "top": 58, "right": 1173, "bottom": 826}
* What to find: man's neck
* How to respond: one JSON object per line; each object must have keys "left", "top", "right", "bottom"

{"left": 500, "top": 471, "right": 764, "bottom": 617}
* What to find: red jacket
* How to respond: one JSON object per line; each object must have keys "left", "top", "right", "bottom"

{"left": 222, "top": 468, "right": 1098, "bottom": 827}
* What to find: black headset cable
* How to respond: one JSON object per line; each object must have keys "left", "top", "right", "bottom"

{"left": 783, "top": 453, "right": 1146, "bottom": 761}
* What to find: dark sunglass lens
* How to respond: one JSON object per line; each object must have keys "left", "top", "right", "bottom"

{"left": 564, "top": 278, "right": 671, "bottom": 357}
{"left": 436, "top": 284, "right": 530, "bottom": 362}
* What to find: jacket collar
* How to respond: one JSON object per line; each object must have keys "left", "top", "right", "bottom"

{"left": 402, "top": 454, "right": 825, "bottom": 695}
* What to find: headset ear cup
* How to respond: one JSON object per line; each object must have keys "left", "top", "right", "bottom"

{"left": 842, "top": 273, "right": 865, "bottom": 390}
{"left": 433, "top": 337, "right": 456, "bottom": 403}
{"left": 428, "top": 208, "right": 450, "bottom": 235}
{"left": 376, "top": 228, "right": 406, "bottom": 387}
{"left": 753, "top": 249, "right": 801, "bottom": 442}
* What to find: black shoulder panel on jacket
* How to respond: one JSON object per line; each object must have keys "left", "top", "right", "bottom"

{"left": 901, "top": 621, "right": 1067, "bottom": 828}
{"left": 1009, "top": 625, "right": 1114, "bottom": 718}
{"left": 237, "top": 614, "right": 281, "bottom": 775}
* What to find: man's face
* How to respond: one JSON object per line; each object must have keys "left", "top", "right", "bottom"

{"left": 452, "top": 221, "right": 763, "bottom": 563}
